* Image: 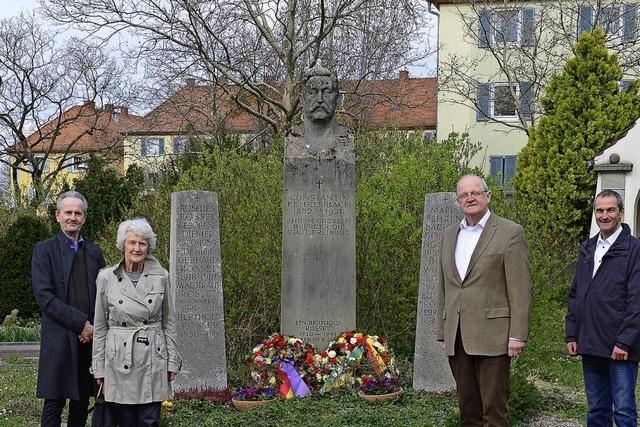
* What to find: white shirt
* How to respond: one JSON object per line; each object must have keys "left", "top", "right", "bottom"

{"left": 455, "top": 210, "right": 491, "bottom": 280}
{"left": 593, "top": 225, "right": 623, "bottom": 277}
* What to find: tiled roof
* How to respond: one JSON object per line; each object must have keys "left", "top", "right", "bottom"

{"left": 131, "top": 72, "right": 437, "bottom": 135}
{"left": 26, "top": 101, "right": 141, "bottom": 154}
{"left": 27, "top": 72, "right": 437, "bottom": 153}
{"left": 342, "top": 71, "right": 437, "bottom": 130}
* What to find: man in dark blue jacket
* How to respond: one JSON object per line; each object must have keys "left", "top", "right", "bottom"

{"left": 566, "top": 189, "right": 640, "bottom": 426}
{"left": 32, "top": 191, "right": 105, "bottom": 427}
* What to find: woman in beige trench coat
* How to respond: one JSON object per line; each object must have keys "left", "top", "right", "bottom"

{"left": 92, "top": 218, "right": 181, "bottom": 426}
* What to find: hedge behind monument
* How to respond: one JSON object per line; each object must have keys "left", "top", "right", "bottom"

{"left": 0, "top": 214, "right": 51, "bottom": 318}
{"left": 98, "top": 131, "right": 481, "bottom": 361}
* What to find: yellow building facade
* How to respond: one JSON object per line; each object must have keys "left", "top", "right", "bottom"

{"left": 436, "top": 0, "right": 639, "bottom": 186}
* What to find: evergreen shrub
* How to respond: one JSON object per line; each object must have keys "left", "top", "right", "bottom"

{"left": 0, "top": 214, "right": 51, "bottom": 317}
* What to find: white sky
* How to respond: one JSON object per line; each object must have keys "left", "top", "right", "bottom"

{"left": 0, "top": 0, "right": 437, "bottom": 77}
{"left": 0, "top": 0, "right": 39, "bottom": 18}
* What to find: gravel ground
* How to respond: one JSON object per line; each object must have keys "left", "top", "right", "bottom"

{"left": 525, "top": 414, "right": 583, "bottom": 426}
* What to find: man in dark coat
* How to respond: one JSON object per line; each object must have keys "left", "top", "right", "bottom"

{"left": 566, "top": 189, "right": 640, "bottom": 426}
{"left": 32, "top": 190, "right": 105, "bottom": 427}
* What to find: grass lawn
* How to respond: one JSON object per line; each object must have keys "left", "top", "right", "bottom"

{"left": 0, "top": 354, "right": 593, "bottom": 427}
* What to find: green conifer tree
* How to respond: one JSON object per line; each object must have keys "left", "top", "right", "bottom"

{"left": 513, "top": 29, "right": 640, "bottom": 241}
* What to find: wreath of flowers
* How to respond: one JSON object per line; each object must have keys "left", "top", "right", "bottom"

{"left": 243, "top": 334, "right": 317, "bottom": 397}
{"left": 235, "top": 331, "right": 400, "bottom": 401}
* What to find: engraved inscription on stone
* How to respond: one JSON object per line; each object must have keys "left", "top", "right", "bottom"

{"left": 281, "top": 67, "right": 357, "bottom": 350}
{"left": 170, "top": 191, "right": 227, "bottom": 390}
{"left": 413, "top": 192, "right": 460, "bottom": 392}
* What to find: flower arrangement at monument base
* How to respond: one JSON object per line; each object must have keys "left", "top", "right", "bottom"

{"left": 231, "top": 386, "right": 278, "bottom": 411}
{"left": 235, "top": 331, "right": 401, "bottom": 406}
{"left": 357, "top": 375, "right": 403, "bottom": 402}
{"left": 315, "top": 331, "right": 401, "bottom": 395}
{"left": 243, "top": 333, "right": 315, "bottom": 400}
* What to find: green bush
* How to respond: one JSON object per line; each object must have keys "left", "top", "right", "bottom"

{"left": 71, "top": 155, "right": 144, "bottom": 241}
{"left": 96, "top": 131, "right": 481, "bottom": 364}
{"left": 0, "top": 214, "right": 51, "bottom": 318}
{"left": 509, "top": 369, "right": 544, "bottom": 423}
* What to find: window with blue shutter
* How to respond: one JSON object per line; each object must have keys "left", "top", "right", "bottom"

{"left": 478, "top": 9, "right": 492, "bottom": 47}
{"left": 172, "top": 137, "right": 188, "bottom": 154}
{"left": 521, "top": 8, "right": 535, "bottom": 45}
{"left": 624, "top": 3, "right": 638, "bottom": 42}
{"left": 477, "top": 84, "right": 491, "bottom": 122}
{"left": 578, "top": 5, "right": 594, "bottom": 35}
{"left": 140, "top": 137, "right": 148, "bottom": 157}
{"left": 620, "top": 79, "right": 634, "bottom": 92}
{"left": 489, "top": 155, "right": 517, "bottom": 192}
{"left": 519, "top": 82, "right": 533, "bottom": 120}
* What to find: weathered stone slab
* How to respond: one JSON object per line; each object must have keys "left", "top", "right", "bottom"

{"left": 413, "top": 192, "right": 460, "bottom": 392}
{"left": 170, "top": 191, "right": 227, "bottom": 390}
{"left": 281, "top": 149, "right": 356, "bottom": 350}
{"left": 280, "top": 67, "right": 357, "bottom": 350}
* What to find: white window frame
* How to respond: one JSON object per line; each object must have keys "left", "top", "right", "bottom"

{"left": 141, "top": 137, "right": 165, "bottom": 157}
{"left": 598, "top": 5, "right": 623, "bottom": 38}
{"left": 491, "top": 83, "right": 519, "bottom": 119}
{"left": 62, "top": 156, "right": 88, "bottom": 173}
{"left": 172, "top": 136, "right": 188, "bottom": 154}
{"left": 492, "top": 9, "right": 522, "bottom": 47}
{"left": 25, "top": 156, "right": 49, "bottom": 173}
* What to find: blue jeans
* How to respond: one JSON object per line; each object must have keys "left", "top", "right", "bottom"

{"left": 582, "top": 355, "right": 638, "bottom": 427}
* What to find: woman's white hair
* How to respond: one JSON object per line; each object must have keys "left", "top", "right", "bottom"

{"left": 116, "top": 218, "right": 157, "bottom": 252}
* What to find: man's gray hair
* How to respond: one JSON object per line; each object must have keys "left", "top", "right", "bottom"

{"left": 457, "top": 174, "right": 490, "bottom": 192}
{"left": 56, "top": 191, "right": 88, "bottom": 214}
{"left": 303, "top": 66, "right": 339, "bottom": 92}
{"left": 595, "top": 189, "right": 624, "bottom": 211}
{"left": 116, "top": 218, "right": 157, "bottom": 252}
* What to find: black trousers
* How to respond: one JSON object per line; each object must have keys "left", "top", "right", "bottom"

{"left": 40, "top": 342, "right": 93, "bottom": 427}
{"left": 102, "top": 402, "right": 161, "bottom": 427}
{"left": 40, "top": 398, "right": 89, "bottom": 427}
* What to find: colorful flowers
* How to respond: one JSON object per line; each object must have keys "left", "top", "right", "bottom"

{"left": 235, "top": 331, "right": 400, "bottom": 401}
{"left": 231, "top": 386, "right": 277, "bottom": 401}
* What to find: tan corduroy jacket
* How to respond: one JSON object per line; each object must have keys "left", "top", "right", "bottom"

{"left": 437, "top": 213, "right": 532, "bottom": 356}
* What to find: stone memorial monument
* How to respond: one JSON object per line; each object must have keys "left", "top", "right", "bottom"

{"left": 170, "top": 191, "right": 227, "bottom": 390}
{"left": 413, "top": 192, "right": 460, "bottom": 391}
{"left": 281, "top": 67, "right": 356, "bottom": 349}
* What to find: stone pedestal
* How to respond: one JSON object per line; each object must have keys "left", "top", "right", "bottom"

{"left": 170, "top": 191, "right": 227, "bottom": 390}
{"left": 280, "top": 126, "right": 356, "bottom": 349}
{"left": 413, "top": 192, "right": 459, "bottom": 392}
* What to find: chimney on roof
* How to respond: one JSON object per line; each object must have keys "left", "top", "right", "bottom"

{"left": 399, "top": 70, "right": 409, "bottom": 81}
{"left": 121, "top": 107, "right": 129, "bottom": 116}
{"left": 186, "top": 78, "right": 196, "bottom": 87}
{"left": 83, "top": 100, "right": 96, "bottom": 109}
{"left": 104, "top": 103, "right": 114, "bottom": 112}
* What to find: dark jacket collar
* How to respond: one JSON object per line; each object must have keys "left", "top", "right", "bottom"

{"left": 582, "top": 223, "right": 631, "bottom": 257}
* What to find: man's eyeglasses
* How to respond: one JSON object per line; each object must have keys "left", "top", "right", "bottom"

{"left": 457, "top": 191, "right": 488, "bottom": 200}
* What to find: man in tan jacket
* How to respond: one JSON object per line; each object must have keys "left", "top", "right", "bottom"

{"left": 437, "top": 175, "right": 532, "bottom": 426}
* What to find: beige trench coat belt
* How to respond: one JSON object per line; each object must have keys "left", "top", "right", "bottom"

{"left": 109, "top": 321, "right": 162, "bottom": 368}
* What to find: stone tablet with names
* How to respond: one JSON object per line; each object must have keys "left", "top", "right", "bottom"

{"left": 170, "top": 191, "right": 227, "bottom": 390}
{"left": 281, "top": 67, "right": 357, "bottom": 350}
{"left": 413, "top": 192, "right": 460, "bottom": 392}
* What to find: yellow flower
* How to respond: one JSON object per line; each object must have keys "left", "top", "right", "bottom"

{"left": 161, "top": 400, "right": 174, "bottom": 409}
{"left": 356, "top": 377, "right": 363, "bottom": 384}
{"left": 269, "top": 376, "right": 276, "bottom": 385}
{"left": 315, "top": 354, "right": 322, "bottom": 362}
{"left": 366, "top": 337, "right": 374, "bottom": 345}
{"left": 338, "top": 337, "right": 346, "bottom": 344}
{"left": 265, "top": 357, "right": 272, "bottom": 365}
{"left": 288, "top": 337, "right": 297, "bottom": 345}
